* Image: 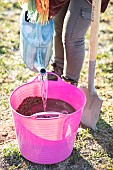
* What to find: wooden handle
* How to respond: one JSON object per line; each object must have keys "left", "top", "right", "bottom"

{"left": 90, "top": 0, "right": 101, "bottom": 61}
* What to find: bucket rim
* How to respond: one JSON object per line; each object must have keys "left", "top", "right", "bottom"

{"left": 9, "top": 80, "right": 86, "bottom": 119}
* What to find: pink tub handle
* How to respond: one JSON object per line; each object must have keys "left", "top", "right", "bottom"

{"left": 47, "top": 71, "right": 62, "bottom": 82}
{"left": 30, "top": 111, "right": 67, "bottom": 119}
{"left": 30, "top": 71, "right": 63, "bottom": 83}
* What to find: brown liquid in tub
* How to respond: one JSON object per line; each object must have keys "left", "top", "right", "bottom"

{"left": 16, "top": 96, "right": 76, "bottom": 118}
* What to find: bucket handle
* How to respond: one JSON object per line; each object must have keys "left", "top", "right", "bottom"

{"left": 47, "top": 71, "right": 63, "bottom": 82}
{"left": 30, "top": 111, "right": 68, "bottom": 120}
{"left": 30, "top": 72, "right": 63, "bottom": 83}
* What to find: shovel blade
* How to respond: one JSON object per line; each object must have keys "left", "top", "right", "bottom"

{"left": 80, "top": 87, "right": 103, "bottom": 130}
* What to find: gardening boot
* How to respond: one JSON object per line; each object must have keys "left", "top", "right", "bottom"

{"left": 48, "top": 63, "right": 63, "bottom": 81}
{"left": 61, "top": 76, "right": 78, "bottom": 87}
{"left": 50, "top": 63, "right": 63, "bottom": 77}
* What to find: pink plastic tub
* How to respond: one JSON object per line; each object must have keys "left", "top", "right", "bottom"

{"left": 10, "top": 73, "right": 86, "bottom": 164}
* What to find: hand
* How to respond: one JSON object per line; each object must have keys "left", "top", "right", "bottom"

{"left": 49, "top": 0, "right": 69, "bottom": 18}
{"left": 87, "top": 0, "right": 110, "bottom": 13}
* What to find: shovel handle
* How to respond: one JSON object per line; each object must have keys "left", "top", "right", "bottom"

{"left": 90, "top": 0, "right": 101, "bottom": 61}
{"left": 88, "top": 0, "right": 101, "bottom": 93}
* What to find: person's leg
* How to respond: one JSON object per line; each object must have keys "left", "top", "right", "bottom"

{"left": 62, "top": 0, "right": 92, "bottom": 85}
{"left": 50, "top": 2, "right": 69, "bottom": 76}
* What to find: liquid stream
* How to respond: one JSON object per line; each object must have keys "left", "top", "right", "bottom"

{"left": 40, "top": 73, "right": 69, "bottom": 115}
{"left": 40, "top": 73, "right": 48, "bottom": 112}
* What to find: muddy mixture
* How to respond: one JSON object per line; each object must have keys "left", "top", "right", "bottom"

{"left": 16, "top": 96, "right": 76, "bottom": 118}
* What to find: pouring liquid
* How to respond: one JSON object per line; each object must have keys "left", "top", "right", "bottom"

{"left": 40, "top": 73, "right": 48, "bottom": 112}
{"left": 40, "top": 73, "right": 69, "bottom": 115}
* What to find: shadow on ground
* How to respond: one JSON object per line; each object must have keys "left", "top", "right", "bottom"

{"left": 89, "top": 118, "right": 113, "bottom": 159}
{"left": 0, "top": 146, "right": 95, "bottom": 170}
